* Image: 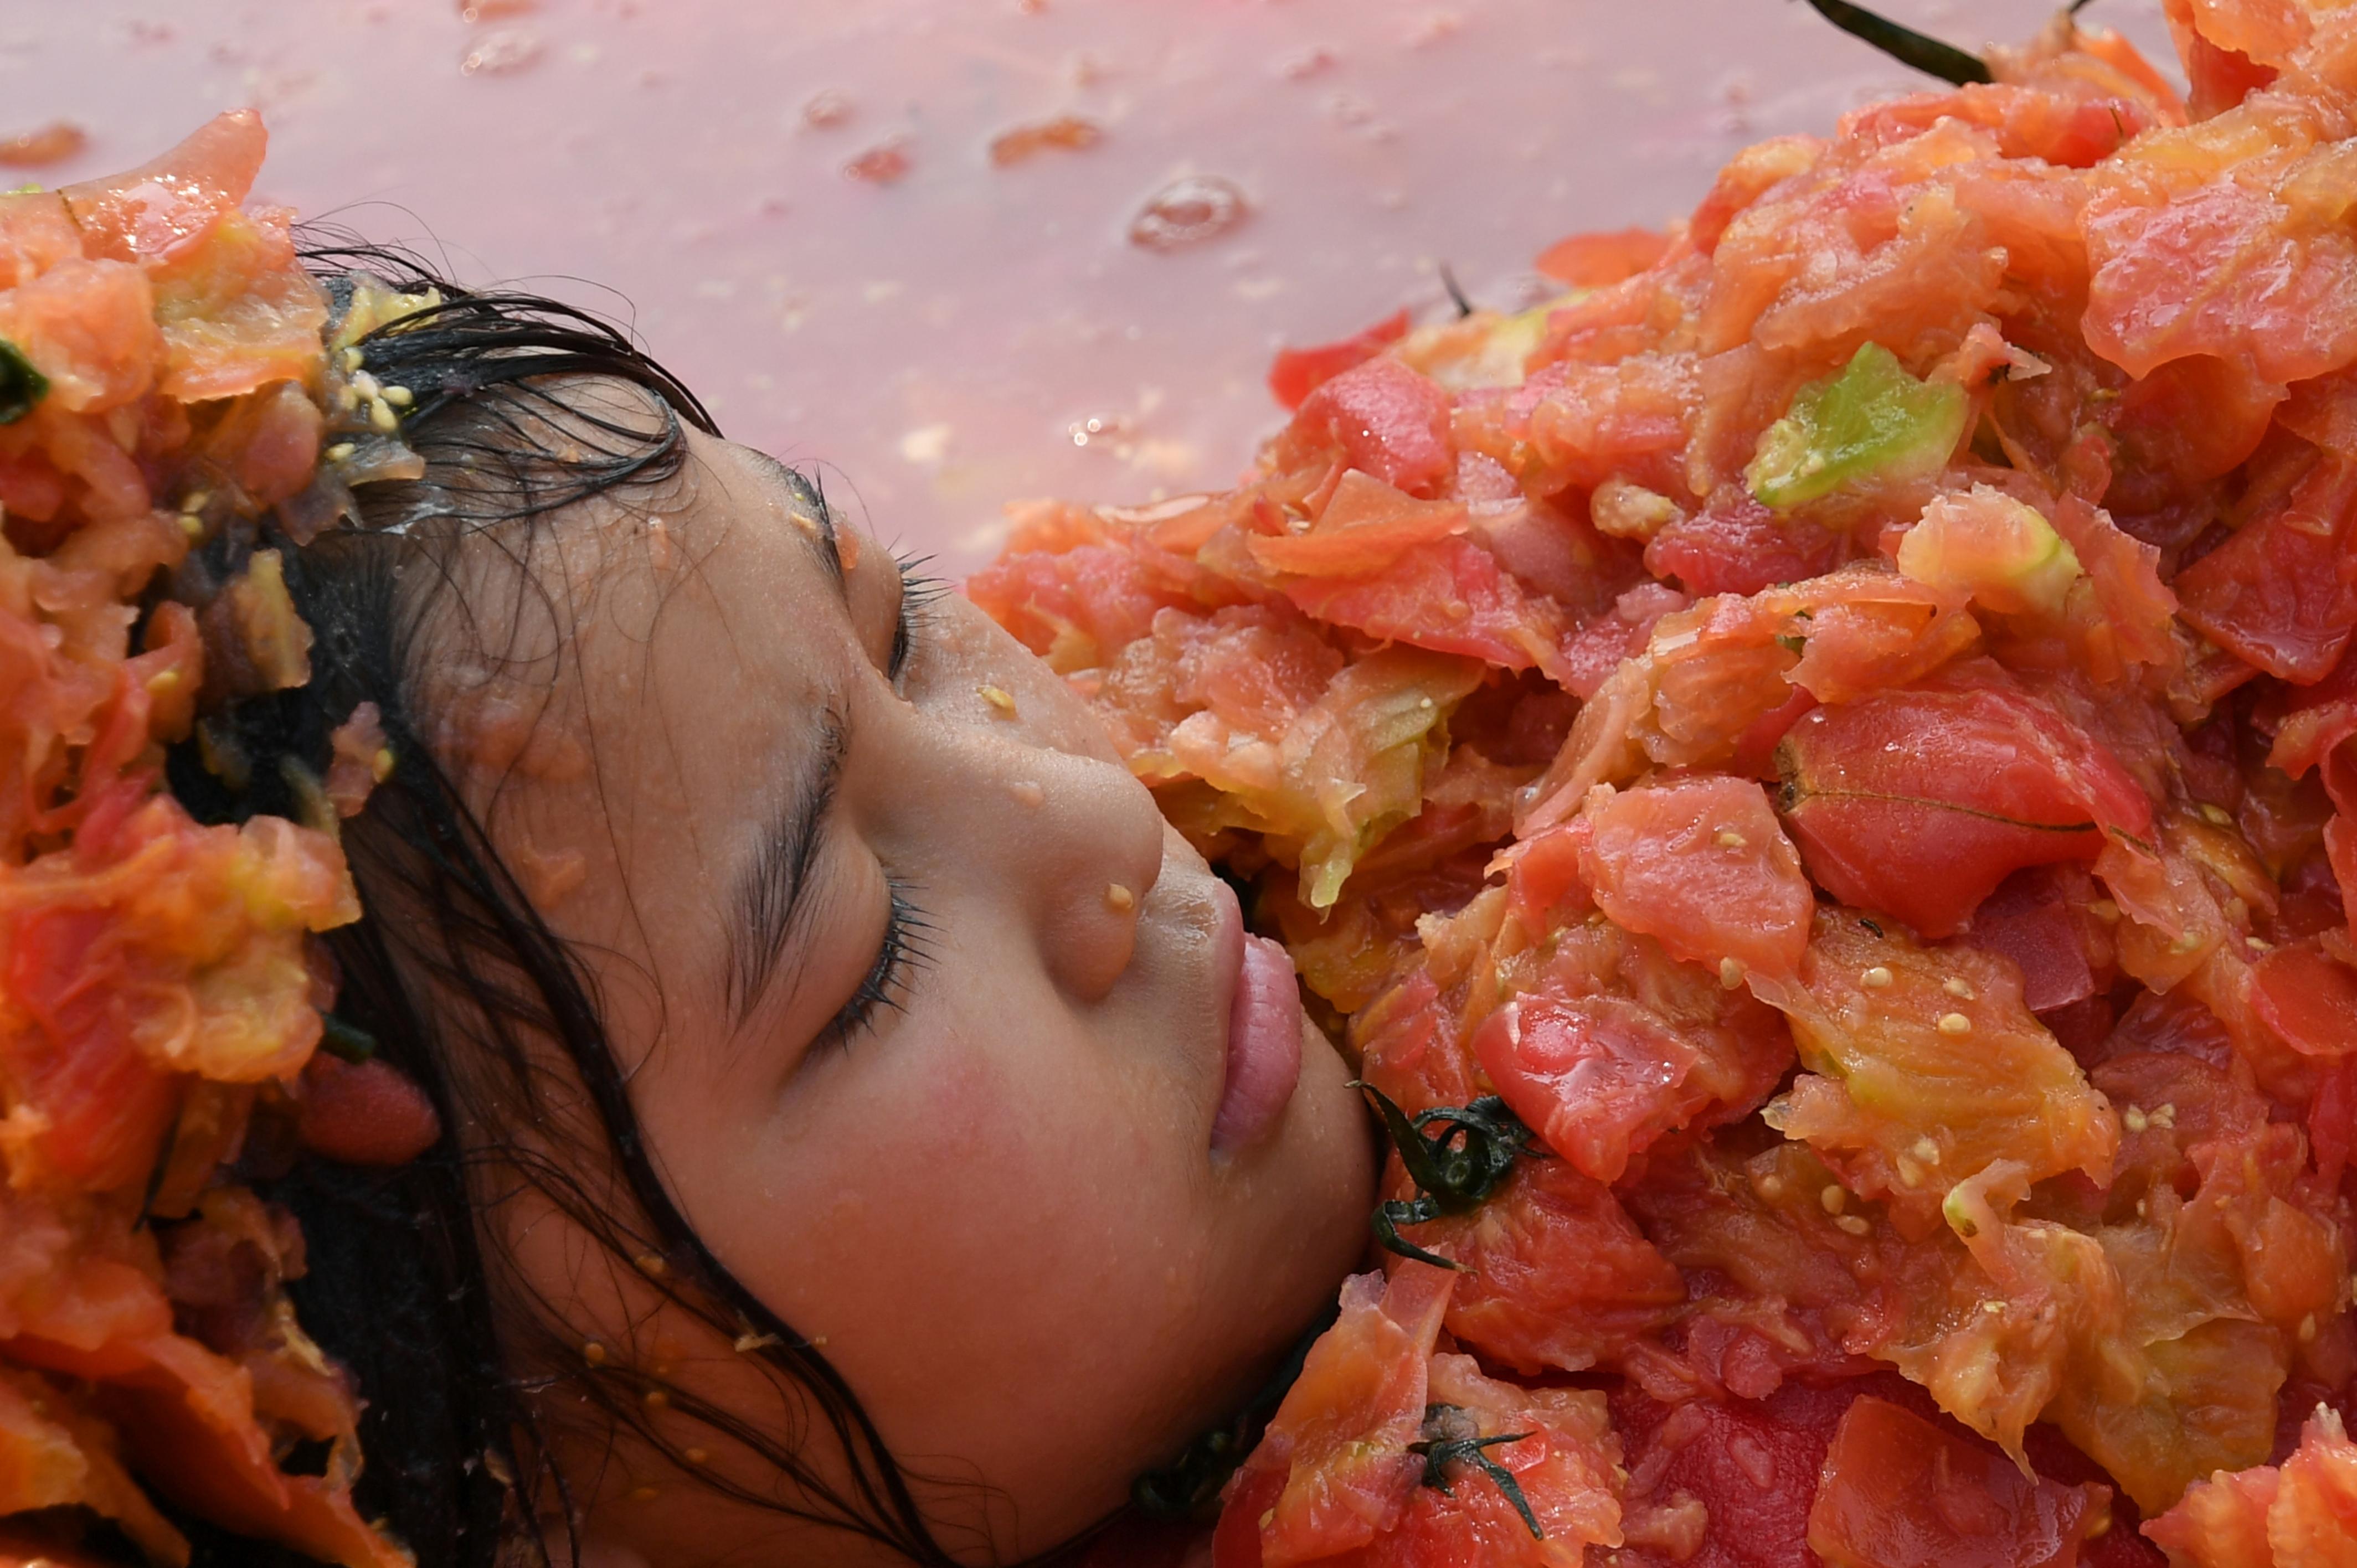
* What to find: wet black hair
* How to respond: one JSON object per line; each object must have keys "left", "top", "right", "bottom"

{"left": 159, "top": 243, "right": 984, "bottom": 1568}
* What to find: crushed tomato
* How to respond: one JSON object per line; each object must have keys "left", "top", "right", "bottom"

{"left": 0, "top": 113, "right": 422, "bottom": 1567}
{"left": 973, "top": 6, "right": 2357, "bottom": 1562}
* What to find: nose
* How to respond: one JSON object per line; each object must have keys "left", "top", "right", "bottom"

{"left": 885, "top": 594, "right": 1171, "bottom": 1002}
{"left": 989, "top": 742, "right": 1169, "bottom": 1000}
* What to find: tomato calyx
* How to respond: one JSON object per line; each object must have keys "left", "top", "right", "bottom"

{"left": 1130, "top": 1298, "right": 1342, "bottom": 1524}
{"left": 316, "top": 1012, "right": 377, "bottom": 1063}
{"left": 1407, "top": 1402, "right": 1543, "bottom": 1541}
{"left": 1800, "top": 0, "right": 1993, "bottom": 88}
{"left": 0, "top": 334, "right": 47, "bottom": 422}
{"left": 1355, "top": 1082, "right": 1538, "bottom": 1270}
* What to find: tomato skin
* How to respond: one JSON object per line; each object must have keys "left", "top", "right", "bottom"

{"left": 0, "top": 258, "right": 161, "bottom": 414}
{"left": 1348, "top": 1355, "right": 1623, "bottom": 1568}
{"left": 1249, "top": 472, "right": 1469, "bottom": 579}
{"left": 1213, "top": 1466, "right": 1285, "bottom": 1568}
{"left": 1573, "top": 775, "right": 1813, "bottom": 981}
{"left": 1268, "top": 310, "right": 1413, "bottom": 412}
{"left": 2248, "top": 940, "right": 2357, "bottom": 1059}
{"left": 1280, "top": 537, "right": 1567, "bottom": 675}
{"left": 967, "top": 521, "right": 1247, "bottom": 675}
{"left": 1777, "top": 669, "right": 2154, "bottom": 938}
{"left": 1388, "top": 1158, "right": 1686, "bottom": 1378}
{"left": 1535, "top": 226, "right": 1671, "bottom": 288}
{"left": 1474, "top": 996, "right": 1703, "bottom": 1184}
{"left": 2107, "top": 354, "right": 2283, "bottom": 504}
{"left": 1611, "top": 1377, "right": 1875, "bottom": 1568}
{"left": 60, "top": 110, "right": 266, "bottom": 266}
{"left": 1957, "top": 866, "right": 2107, "bottom": 1015}
{"left": 1278, "top": 358, "right": 1456, "bottom": 496}
{"left": 2083, "top": 151, "right": 2357, "bottom": 388}
{"left": 3, "top": 904, "right": 179, "bottom": 1193}
{"left": 1807, "top": 1396, "right": 2098, "bottom": 1568}
{"left": 2176, "top": 450, "right": 2357, "bottom": 683}
{"left": 1237, "top": 1266, "right": 1454, "bottom": 1567}
{"left": 2144, "top": 1405, "right": 2357, "bottom": 1566}
{"left": 1644, "top": 484, "right": 1846, "bottom": 598}
{"left": 2173, "top": 22, "right": 2281, "bottom": 121}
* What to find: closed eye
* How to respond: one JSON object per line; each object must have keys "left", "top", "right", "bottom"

{"left": 815, "top": 879, "right": 936, "bottom": 1053}
{"left": 891, "top": 549, "right": 944, "bottom": 684}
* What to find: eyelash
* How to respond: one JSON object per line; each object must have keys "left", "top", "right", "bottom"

{"left": 890, "top": 550, "right": 945, "bottom": 681}
{"left": 820, "top": 879, "right": 935, "bottom": 1053}
{"left": 818, "top": 551, "right": 944, "bottom": 1053}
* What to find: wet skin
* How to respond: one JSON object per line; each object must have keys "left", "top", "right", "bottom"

{"left": 410, "top": 415, "right": 1375, "bottom": 1566}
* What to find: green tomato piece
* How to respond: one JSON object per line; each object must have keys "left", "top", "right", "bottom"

{"left": 1746, "top": 341, "right": 1968, "bottom": 512}
{"left": 1896, "top": 485, "right": 2084, "bottom": 617}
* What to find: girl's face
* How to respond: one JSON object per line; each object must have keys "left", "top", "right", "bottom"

{"left": 427, "top": 424, "right": 1376, "bottom": 1564}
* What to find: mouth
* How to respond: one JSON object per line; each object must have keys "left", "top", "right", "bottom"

{"left": 1208, "top": 879, "right": 1305, "bottom": 1156}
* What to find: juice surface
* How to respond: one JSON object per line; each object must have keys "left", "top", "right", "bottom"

{"left": 1, "top": 0, "right": 2171, "bottom": 568}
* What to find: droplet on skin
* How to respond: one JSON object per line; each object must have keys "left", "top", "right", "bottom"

{"left": 1129, "top": 175, "right": 1249, "bottom": 251}
{"left": 512, "top": 840, "right": 588, "bottom": 909}
{"left": 460, "top": 27, "right": 544, "bottom": 76}
{"left": 990, "top": 116, "right": 1103, "bottom": 166}
{"left": 0, "top": 121, "right": 86, "bottom": 168}
{"left": 844, "top": 140, "right": 912, "bottom": 185}
{"left": 443, "top": 690, "right": 588, "bottom": 782}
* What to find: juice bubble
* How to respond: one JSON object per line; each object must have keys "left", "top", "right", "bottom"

{"left": 1129, "top": 174, "right": 1248, "bottom": 251}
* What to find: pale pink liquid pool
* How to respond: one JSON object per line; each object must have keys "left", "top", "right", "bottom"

{"left": 6, "top": 0, "right": 2173, "bottom": 569}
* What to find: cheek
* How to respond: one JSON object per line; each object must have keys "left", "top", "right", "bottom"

{"left": 723, "top": 1003, "right": 1210, "bottom": 1386}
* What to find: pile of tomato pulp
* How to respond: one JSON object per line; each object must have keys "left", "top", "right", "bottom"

{"left": 971, "top": 8, "right": 2357, "bottom": 1565}
{"left": 0, "top": 115, "right": 416, "bottom": 1567}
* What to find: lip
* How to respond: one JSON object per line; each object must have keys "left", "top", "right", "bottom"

{"left": 1207, "top": 880, "right": 1305, "bottom": 1156}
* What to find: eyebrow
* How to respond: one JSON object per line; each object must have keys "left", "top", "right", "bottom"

{"left": 739, "top": 448, "right": 851, "bottom": 610}
{"left": 723, "top": 700, "right": 849, "bottom": 1024}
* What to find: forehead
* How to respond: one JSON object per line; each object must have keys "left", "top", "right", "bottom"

{"left": 425, "top": 430, "right": 853, "bottom": 949}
